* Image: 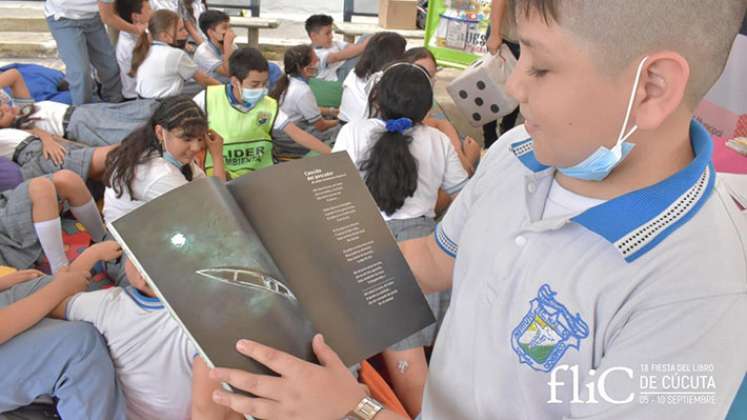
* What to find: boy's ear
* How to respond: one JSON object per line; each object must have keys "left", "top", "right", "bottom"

{"left": 633, "top": 52, "right": 690, "bottom": 131}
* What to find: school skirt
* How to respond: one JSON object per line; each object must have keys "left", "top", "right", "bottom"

{"left": 13, "top": 137, "right": 94, "bottom": 182}
{"left": 0, "top": 180, "right": 43, "bottom": 269}
{"left": 386, "top": 216, "right": 451, "bottom": 351}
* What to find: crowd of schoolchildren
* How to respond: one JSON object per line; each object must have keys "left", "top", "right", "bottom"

{"left": 0, "top": 0, "right": 484, "bottom": 417}
{"left": 2, "top": 0, "right": 746, "bottom": 419}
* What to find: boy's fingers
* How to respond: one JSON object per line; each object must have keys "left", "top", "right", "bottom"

{"left": 209, "top": 368, "right": 284, "bottom": 400}
{"left": 234, "top": 339, "right": 301, "bottom": 377}
{"left": 212, "top": 390, "right": 280, "bottom": 418}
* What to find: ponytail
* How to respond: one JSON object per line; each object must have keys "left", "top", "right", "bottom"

{"left": 129, "top": 9, "right": 180, "bottom": 77}
{"left": 270, "top": 44, "right": 314, "bottom": 104}
{"left": 359, "top": 63, "right": 433, "bottom": 215}
{"left": 361, "top": 130, "right": 418, "bottom": 215}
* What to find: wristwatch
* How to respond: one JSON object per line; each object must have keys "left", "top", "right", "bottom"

{"left": 345, "top": 396, "right": 384, "bottom": 420}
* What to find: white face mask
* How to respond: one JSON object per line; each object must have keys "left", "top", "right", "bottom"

{"left": 557, "top": 56, "right": 649, "bottom": 181}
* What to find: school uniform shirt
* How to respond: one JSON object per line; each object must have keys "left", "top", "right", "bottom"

{"left": 193, "top": 41, "right": 237, "bottom": 84}
{"left": 192, "top": 88, "right": 291, "bottom": 132}
{"left": 333, "top": 118, "right": 468, "bottom": 221}
{"left": 66, "top": 286, "right": 197, "bottom": 420}
{"left": 103, "top": 156, "right": 205, "bottom": 223}
{"left": 135, "top": 41, "right": 199, "bottom": 99}
{"left": 0, "top": 128, "right": 33, "bottom": 160}
{"left": 27, "top": 101, "right": 70, "bottom": 137}
{"left": 315, "top": 40, "right": 348, "bottom": 82}
{"left": 422, "top": 121, "right": 747, "bottom": 419}
{"left": 44, "top": 0, "right": 113, "bottom": 20}
{"left": 338, "top": 72, "right": 369, "bottom": 123}
{"left": 116, "top": 31, "right": 138, "bottom": 99}
{"left": 280, "top": 77, "right": 323, "bottom": 125}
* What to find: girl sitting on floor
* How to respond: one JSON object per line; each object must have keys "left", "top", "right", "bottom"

{"left": 332, "top": 63, "right": 468, "bottom": 417}
{"left": 270, "top": 44, "right": 340, "bottom": 160}
{"left": 103, "top": 95, "right": 225, "bottom": 224}
{"left": 130, "top": 10, "right": 219, "bottom": 99}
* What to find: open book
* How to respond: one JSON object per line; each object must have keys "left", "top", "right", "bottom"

{"left": 107, "top": 152, "right": 435, "bottom": 376}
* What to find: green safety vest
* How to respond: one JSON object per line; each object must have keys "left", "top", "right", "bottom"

{"left": 204, "top": 85, "right": 277, "bottom": 179}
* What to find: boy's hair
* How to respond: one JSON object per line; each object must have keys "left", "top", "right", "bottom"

{"left": 104, "top": 96, "right": 207, "bottom": 199}
{"left": 354, "top": 32, "right": 407, "bottom": 79}
{"left": 114, "top": 0, "right": 146, "bottom": 24}
{"left": 198, "top": 9, "right": 230, "bottom": 37}
{"left": 228, "top": 47, "right": 270, "bottom": 80}
{"left": 305, "top": 14, "right": 334, "bottom": 34}
{"left": 361, "top": 64, "right": 433, "bottom": 215}
{"left": 510, "top": 0, "right": 747, "bottom": 108}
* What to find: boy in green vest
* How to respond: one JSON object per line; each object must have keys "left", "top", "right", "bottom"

{"left": 192, "top": 47, "right": 332, "bottom": 179}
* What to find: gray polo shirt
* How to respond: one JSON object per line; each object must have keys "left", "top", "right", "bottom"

{"left": 422, "top": 120, "right": 747, "bottom": 419}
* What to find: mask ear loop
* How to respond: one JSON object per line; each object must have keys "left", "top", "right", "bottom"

{"left": 613, "top": 56, "right": 649, "bottom": 157}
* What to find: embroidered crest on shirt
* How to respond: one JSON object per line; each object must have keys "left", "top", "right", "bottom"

{"left": 511, "top": 284, "right": 589, "bottom": 372}
{"left": 257, "top": 112, "right": 272, "bottom": 126}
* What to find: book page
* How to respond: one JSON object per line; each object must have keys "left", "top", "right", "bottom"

{"left": 109, "top": 177, "right": 316, "bottom": 376}
{"left": 228, "top": 152, "right": 435, "bottom": 366}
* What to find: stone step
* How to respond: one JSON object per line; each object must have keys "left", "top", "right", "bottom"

{"left": 0, "top": 32, "right": 57, "bottom": 59}
{"left": 0, "top": 3, "right": 49, "bottom": 32}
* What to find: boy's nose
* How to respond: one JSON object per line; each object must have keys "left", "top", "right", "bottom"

{"left": 505, "top": 63, "right": 526, "bottom": 104}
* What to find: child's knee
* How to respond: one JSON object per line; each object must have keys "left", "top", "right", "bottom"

{"left": 51, "top": 169, "right": 87, "bottom": 194}
{"left": 27, "top": 176, "right": 57, "bottom": 203}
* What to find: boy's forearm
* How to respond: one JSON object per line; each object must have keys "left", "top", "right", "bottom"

{"left": 329, "top": 42, "right": 366, "bottom": 63}
{"left": 69, "top": 248, "right": 102, "bottom": 273}
{"left": 399, "top": 235, "right": 454, "bottom": 294}
{"left": 284, "top": 124, "right": 332, "bottom": 154}
{"left": 0, "top": 281, "right": 68, "bottom": 344}
{"left": 98, "top": 2, "right": 139, "bottom": 34}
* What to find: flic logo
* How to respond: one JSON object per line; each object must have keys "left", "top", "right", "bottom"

{"left": 547, "top": 365, "right": 635, "bottom": 404}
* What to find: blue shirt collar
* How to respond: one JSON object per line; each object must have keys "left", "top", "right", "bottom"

{"left": 125, "top": 286, "right": 164, "bottom": 311}
{"left": 510, "top": 119, "right": 715, "bottom": 263}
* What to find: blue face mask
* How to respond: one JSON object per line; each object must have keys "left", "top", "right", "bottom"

{"left": 241, "top": 87, "right": 268, "bottom": 109}
{"left": 162, "top": 150, "right": 186, "bottom": 169}
{"left": 557, "top": 56, "right": 649, "bottom": 182}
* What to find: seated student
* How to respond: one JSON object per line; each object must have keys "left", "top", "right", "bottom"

{"left": 0, "top": 247, "right": 125, "bottom": 420}
{"left": 130, "top": 10, "right": 220, "bottom": 100}
{"left": 207, "top": 1, "right": 747, "bottom": 420}
{"left": 0, "top": 68, "right": 161, "bottom": 147}
{"left": 103, "top": 96, "right": 225, "bottom": 224}
{"left": 151, "top": 0, "right": 206, "bottom": 46}
{"left": 403, "top": 47, "right": 482, "bottom": 176}
{"left": 192, "top": 47, "right": 332, "bottom": 179}
{"left": 115, "top": 0, "right": 153, "bottom": 100}
{"left": 194, "top": 10, "right": 237, "bottom": 84}
{"left": 338, "top": 32, "right": 406, "bottom": 124}
{"left": 0, "top": 170, "right": 107, "bottom": 273}
{"left": 333, "top": 63, "right": 468, "bottom": 417}
{"left": 270, "top": 45, "right": 340, "bottom": 160}
{"left": 305, "top": 14, "right": 368, "bottom": 83}
{"left": 48, "top": 250, "right": 219, "bottom": 420}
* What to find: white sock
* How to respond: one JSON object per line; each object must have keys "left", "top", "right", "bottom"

{"left": 70, "top": 199, "right": 106, "bottom": 242}
{"left": 34, "top": 218, "right": 68, "bottom": 273}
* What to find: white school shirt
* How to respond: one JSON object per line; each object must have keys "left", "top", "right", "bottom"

{"left": 192, "top": 89, "right": 291, "bottom": 132}
{"left": 27, "top": 101, "right": 70, "bottom": 137}
{"left": 280, "top": 77, "right": 322, "bottom": 125}
{"left": 193, "top": 41, "right": 237, "bottom": 84}
{"left": 66, "top": 286, "right": 197, "bottom": 420}
{"left": 338, "top": 71, "right": 369, "bottom": 123}
{"left": 135, "top": 42, "right": 199, "bottom": 99}
{"left": 116, "top": 31, "right": 138, "bottom": 99}
{"left": 44, "top": 0, "right": 113, "bottom": 20}
{"left": 332, "top": 118, "right": 468, "bottom": 221}
{"left": 422, "top": 121, "right": 747, "bottom": 419}
{"left": 0, "top": 129, "right": 33, "bottom": 160}
{"left": 315, "top": 40, "right": 348, "bottom": 81}
{"left": 541, "top": 179, "right": 606, "bottom": 219}
{"left": 103, "top": 155, "right": 205, "bottom": 223}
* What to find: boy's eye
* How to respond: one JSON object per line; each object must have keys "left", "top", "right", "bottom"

{"left": 528, "top": 67, "right": 549, "bottom": 78}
